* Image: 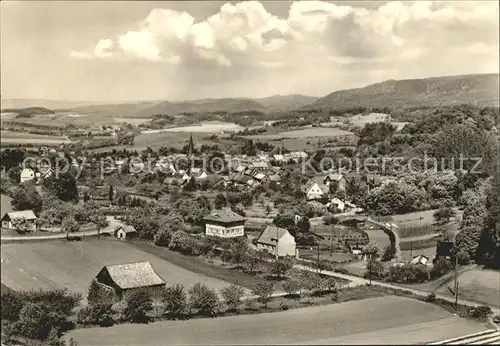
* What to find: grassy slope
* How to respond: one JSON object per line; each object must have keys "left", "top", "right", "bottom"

{"left": 128, "top": 240, "right": 263, "bottom": 290}
{"left": 0, "top": 239, "right": 236, "bottom": 297}
{"left": 68, "top": 296, "right": 487, "bottom": 345}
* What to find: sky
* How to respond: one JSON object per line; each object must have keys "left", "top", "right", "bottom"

{"left": 1, "top": 0, "right": 499, "bottom": 102}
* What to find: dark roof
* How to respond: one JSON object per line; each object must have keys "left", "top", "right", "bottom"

{"left": 257, "top": 225, "right": 290, "bottom": 247}
{"left": 203, "top": 208, "right": 245, "bottom": 223}
{"left": 102, "top": 261, "right": 166, "bottom": 290}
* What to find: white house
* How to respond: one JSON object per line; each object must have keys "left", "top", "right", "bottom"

{"left": 302, "top": 181, "right": 328, "bottom": 200}
{"left": 203, "top": 208, "right": 245, "bottom": 238}
{"left": 1, "top": 210, "right": 37, "bottom": 230}
{"left": 114, "top": 225, "right": 137, "bottom": 240}
{"left": 20, "top": 168, "right": 35, "bottom": 183}
{"left": 328, "top": 197, "right": 345, "bottom": 212}
{"left": 256, "top": 225, "right": 297, "bottom": 257}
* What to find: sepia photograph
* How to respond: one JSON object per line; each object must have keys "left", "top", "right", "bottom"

{"left": 1, "top": 0, "right": 499, "bottom": 345}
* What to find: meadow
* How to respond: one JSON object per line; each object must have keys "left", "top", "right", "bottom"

{"left": 0, "top": 239, "right": 240, "bottom": 298}
{"left": 67, "top": 295, "right": 487, "bottom": 345}
{"left": 436, "top": 268, "right": 500, "bottom": 308}
{"left": 1, "top": 130, "right": 72, "bottom": 145}
{"left": 244, "top": 127, "right": 354, "bottom": 140}
{"left": 142, "top": 121, "right": 244, "bottom": 134}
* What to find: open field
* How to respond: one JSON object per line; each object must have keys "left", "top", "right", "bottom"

{"left": 142, "top": 121, "right": 244, "bottom": 134}
{"left": 131, "top": 131, "right": 238, "bottom": 150}
{"left": 113, "top": 117, "right": 152, "bottom": 125}
{"left": 364, "top": 227, "right": 391, "bottom": 250}
{"left": 67, "top": 296, "right": 488, "bottom": 345}
{"left": 128, "top": 240, "right": 265, "bottom": 290}
{"left": 244, "top": 126, "right": 354, "bottom": 140}
{"left": 1, "top": 194, "right": 13, "bottom": 215}
{"left": 436, "top": 268, "right": 500, "bottom": 308}
{"left": 1, "top": 130, "right": 72, "bottom": 145}
{"left": 0, "top": 239, "right": 238, "bottom": 298}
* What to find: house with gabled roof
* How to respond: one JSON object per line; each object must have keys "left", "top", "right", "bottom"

{"left": 256, "top": 225, "right": 297, "bottom": 257}
{"left": 203, "top": 208, "right": 245, "bottom": 238}
{"left": 324, "top": 173, "right": 347, "bottom": 191}
{"left": 114, "top": 225, "right": 137, "bottom": 240}
{"left": 94, "top": 261, "right": 166, "bottom": 301}
{"left": 2, "top": 210, "right": 37, "bottom": 230}
{"left": 302, "top": 179, "right": 328, "bottom": 201}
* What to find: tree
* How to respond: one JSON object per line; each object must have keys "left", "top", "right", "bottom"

{"left": 1, "top": 291, "right": 23, "bottom": 322}
{"left": 108, "top": 185, "right": 114, "bottom": 201}
{"left": 362, "top": 241, "right": 380, "bottom": 259}
{"left": 430, "top": 259, "right": 454, "bottom": 280}
{"left": 363, "top": 259, "right": 385, "bottom": 280}
{"left": 189, "top": 283, "right": 220, "bottom": 317}
{"left": 270, "top": 257, "right": 294, "bottom": 279}
{"left": 77, "top": 304, "right": 115, "bottom": 327}
{"left": 61, "top": 216, "right": 80, "bottom": 238}
{"left": 87, "top": 279, "right": 114, "bottom": 307}
{"left": 242, "top": 250, "right": 263, "bottom": 274}
{"left": 214, "top": 194, "right": 228, "bottom": 209}
{"left": 229, "top": 237, "right": 249, "bottom": 265}
{"left": 381, "top": 244, "right": 396, "bottom": 262}
{"left": 476, "top": 170, "right": 500, "bottom": 268}
{"left": 122, "top": 290, "right": 153, "bottom": 323}
{"left": 297, "top": 216, "right": 311, "bottom": 233}
{"left": 433, "top": 204, "right": 456, "bottom": 224}
{"left": 89, "top": 213, "right": 108, "bottom": 239}
{"left": 220, "top": 284, "right": 245, "bottom": 312}
{"left": 154, "top": 230, "right": 172, "bottom": 247}
{"left": 252, "top": 281, "right": 274, "bottom": 307}
{"left": 281, "top": 277, "right": 302, "bottom": 297}
{"left": 11, "top": 183, "right": 43, "bottom": 213}
{"left": 163, "top": 284, "right": 188, "bottom": 319}
{"left": 43, "top": 172, "right": 79, "bottom": 202}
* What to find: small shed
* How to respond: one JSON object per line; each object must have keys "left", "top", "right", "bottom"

{"left": 2, "top": 210, "right": 37, "bottom": 230}
{"left": 114, "top": 225, "right": 137, "bottom": 240}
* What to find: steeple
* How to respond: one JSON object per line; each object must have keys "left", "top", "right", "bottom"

{"left": 187, "top": 133, "right": 194, "bottom": 158}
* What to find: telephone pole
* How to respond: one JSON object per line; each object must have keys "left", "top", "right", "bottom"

{"left": 368, "top": 253, "right": 372, "bottom": 285}
{"left": 317, "top": 243, "right": 320, "bottom": 274}
{"left": 454, "top": 255, "right": 459, "bottom": 310}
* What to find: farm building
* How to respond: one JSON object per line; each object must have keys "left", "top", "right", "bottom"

{"left": 20, "top": 168, "right": 35, "bottom": 183}
{"left": 1, "top": 210, "right": 37, "bottom": 231}
{"left": 114, "top": 225, "right": 138, "bottom": 240}
{"left": 94, "top": 261, "right": 166, "bottom": 301}
{"left": 203, "top": 208, "right": 245, "bottom": 238}
{"left": 256, "top": 225, "right": 297, "bottom": 258}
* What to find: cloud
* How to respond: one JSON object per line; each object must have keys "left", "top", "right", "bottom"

{"left": 69, "top": 0, "right": 498, "bottom": 79}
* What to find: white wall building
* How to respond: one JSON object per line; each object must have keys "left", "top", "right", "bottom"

{"left": 20, "top": 168, "right": 35, "bottom": 183}
{"left": 203, "top": 208, "right": 245, "bottom": 238}
{"left": 256, "top": 225, "right": 297, "bottom": 257}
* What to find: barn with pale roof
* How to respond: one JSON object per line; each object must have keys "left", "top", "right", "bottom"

{"left": 94, "top": 261, "right": 166, "bottom": 301}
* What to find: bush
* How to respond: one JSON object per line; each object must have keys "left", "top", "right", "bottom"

{"left": 87, "top": 280, "right": 114, "bottom": 307}
{"left": 456, "top": 250, "right": 471, "bottom": 265}
{"left": 430, "top": 259, "right": 454, "bottom": 280}
{"left": 334, "top": 267, "right": 349, "bottom": 274}
{"left": 189, "top": 283, "right": 220, "bottom": 316}
{"left": 77, "top": 304, "right": 115, "bottom": 327}
{"left": 279, "top": 302, "right": 289, "bottom": 310}
{"left": 282, "top": 277, "right": 302, "bottom": 297}
{"left": 470, "top": 305, "right": 492, "bottom": 319}
{"left": 163, "top": 284, "right": 188, "bottom": 320}
{"left": 121, "top": 290, "right": 153, "bottom": 324}
{"left": 269, "top": 257, "right": 294, "bottom": 279}
{"left": 252, "top": 281, "right": 274, "bottom": 307}
{"left": 154, "top": 230, "right": 172, "bottom": 247}
{"left": 363, "top": 260, "right": 386, "bottom": 280}
{"left": 1, "top": 291, "right": 23, "bottom": 322}
{"left": 386, "top": 264, "right": 428, "bottom": 284}
{"left": 425, "top": 292, "right": 436, "bottom": 302}
{"left": 220, "top": 284, "right": 245, "bottom": 312}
